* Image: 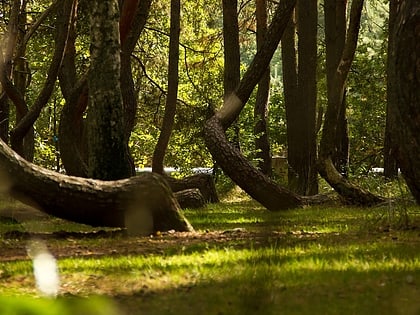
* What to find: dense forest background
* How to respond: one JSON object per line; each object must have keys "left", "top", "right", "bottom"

{"left": 0, "top": 0, "right": 389, "bottom": 173}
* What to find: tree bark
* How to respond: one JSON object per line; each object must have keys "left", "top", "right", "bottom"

{"left": 203, "top": 0, "right": 302, "bottom": 212}
{"left": 383, "top": 0, "right": 400, "bottom": 179}
{"left": 0, "top": 138, "right": 193, "bottom": 234}
{"left": 152, "top": 0, "right": 180, "bottom": 175}
{"left": 254, "top": 0, "right": 272, "bottom": 176}
{"left": 392, "top": 0, "right": 420, "bottom": 203}
{"left": 318, "top": 0, "right": 384, "bottom": 205}
{"left": 86, "top": 0, "right": 132, "bottom": 180}
{"left": 222, "top": 0, "right": 241, "bottom": 148}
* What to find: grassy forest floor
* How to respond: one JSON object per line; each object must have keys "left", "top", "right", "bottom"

{"left": 0, "top": 188, "right": 419, "bottom": 315}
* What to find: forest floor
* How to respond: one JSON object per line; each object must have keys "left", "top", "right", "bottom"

{"left": 0, "top": 193, "right": 419, "bottom": 315}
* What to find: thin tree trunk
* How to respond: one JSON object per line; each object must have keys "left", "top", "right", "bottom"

{"left": 152, "top": 0, "right": 180, "bottom": 175}
{"left": 281, "top": 10, "right": 299, "bottom": 188}
{"left": 222, "top": 0, "right": 241, "bottom": 149}
{"left": 254, "top": 0, "right": 272, "bottom": 176}
{"left": 9, "top": 0, "right": 73, "bottom": 158}
{"left": 318, "top": 0, "right": 384, "bottom": 205}
{"left": 383, "top": 0, "right": 399, "bottom": 179}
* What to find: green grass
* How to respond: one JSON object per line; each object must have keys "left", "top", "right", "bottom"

{"left": 1, "top": 196, "right": 419, "bottom": 315}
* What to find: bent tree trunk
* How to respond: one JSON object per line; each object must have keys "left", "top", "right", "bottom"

{"left": 0, "top": 138, "right": 192, "bottom": 234}
{"left": 204, "top": 0, "right": 303, "bottom": 211}
{"left": 318, "top": 0, "right": 384, "bottom": 206}
{"left": 392, "top": 0, "right": 420, "bottom": 203}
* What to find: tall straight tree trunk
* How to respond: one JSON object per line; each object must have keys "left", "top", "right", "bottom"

{"left": 281, "top": 9, "right": 299, "bottom": 188}
{"left": 222, "top": 0, "right": 241, "bottom": 148}
{"left": 254, "top": 0, "right": 272, "bottom": 176}
{"left": 324, "top": 0, "right": 349, "bottom": 177}
{"left": 281, "top": 1, "right": 318, "bottom": 195}
{"left": 391, "top": 0, "right": 420, "bottom": 203}
{"left": 318, "top": 0, "right": 384, "bottom": 205}
{"left": 152, "top": 0, "right": 180, "bottom": 175}
{"left": 87, "top": 0, "right": 132, "bottom": 180}
{"left": 295, "top": 0, "right": 318, "bottom": 195}
{"left": 383, "top": 0, "right": 399, "bottom": 179}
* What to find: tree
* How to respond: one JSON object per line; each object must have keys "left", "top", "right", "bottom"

{"left": 391, "top": 0, "right": 420, "bottom": 203}
{"left": 318, "top": 0, "right": 384, "bottom": 205}
{"left": 383, "top": 0, "right": 400, "bottom": 179}
{"left": 281, "top": 0, "right": 318, "bottom": 195}
{"left": 86, "top": 0, "right": 133, "bottom": 180}
{"left": 324, "top": 0, "right": 350, "bottom": 177}
{"left": 152, "top": 0, "right": 181, "bottom": 175}
{"left": 222, "top": 0, "right": 241, "bottom": 148}
{"left": 254, "top": 0, "right": 272, "bottom": 176}
{"left": 0, "top": 136, "right": 192, "bottom": 234}
{"left": 204, "top": 0, "right": 303, "bottom": 211}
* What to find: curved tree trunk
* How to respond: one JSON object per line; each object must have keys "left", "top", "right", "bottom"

{"left": 204, "top": 0, "right": 302, "bottom": 211}
{"left": 9, "top": 0, "right": 73, "bottom": 158}
{"left": 0, "top": 138, "right": 193, "bottom": 234}
{"left": 318, "top": 0, "right": 384, "bottom": 206}
{"left": 392, "top": 0, "right": 420, "bottom": 203}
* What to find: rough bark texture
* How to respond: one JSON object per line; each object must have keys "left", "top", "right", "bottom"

{"left": 152, "top": 0, "right": 180, "bottom": 174}
{"left": 87, "top": 0, "right": 132, "bottom": 180}
{"left": 205, "top": 116, "right": 302, "bottom": 211}
{"left": 0, "top": 138, "right": 193, "bottom": 233}
{"left": 254, "top": 0, "right": 272, "bottom": 176}
{"left": 318, "top": 0, "right": 384, "bottom": 206}
{"left": 392, "top": 0, "right": 420, "bottom": 203}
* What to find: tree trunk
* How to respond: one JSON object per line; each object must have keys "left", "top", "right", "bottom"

{"left": 281, "top": 1, "right": 318, "bottom": 195}
{"left": 152, "top": 0, "right": 180, "bottom": 175}
{"left": 383, "top": 0, "right": 399, "bottom": 179}
{"left": 222, "top": 0, "right": 241, "bottom": 149}
{"left": 0, "top": 94, "right": 9, "bottom": 142}
{"left": 254, "top": 0, "right": 272, "bottom": 176}
{"left": 204, "top": 0, "right": 302, "bottom": 211}
{"left": 86, "top": 0, "right": 132, "bottom": 180}
{"left": 392, "top": 0, "right": 420, "bottom": 203}
{"left": 165, "top": 173, "right": 219, "bottom": 204}
{"left": 295, "top": 0, "right": 318, "bottom": 195}
{"left": 0, "top": 138, "right": 193, "bottom": 234}
{"left": 318, "top": 0, "right": 384, "bottom": 205}
{"left": 281, "top": 10, "right": 299, "bottom": 188}
{"left": 324, "top": 0, "right": 349, "bottom": 176}
{"left": 9, "top": 0, "right": 72, "bottom": 159}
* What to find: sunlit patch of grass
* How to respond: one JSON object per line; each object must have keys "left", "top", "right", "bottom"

{"left": 1, "top": 193, "right": 419, "bottom": 314}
